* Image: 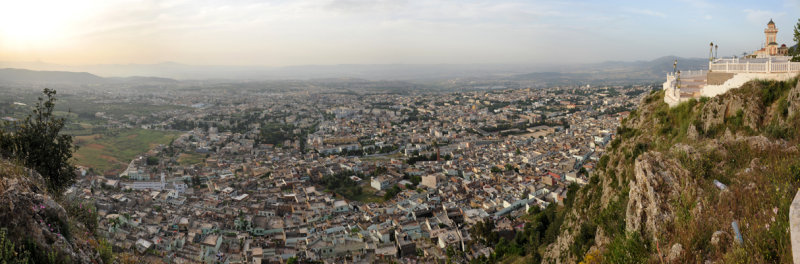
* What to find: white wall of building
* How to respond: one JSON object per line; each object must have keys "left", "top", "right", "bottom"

{"left": 701, "top": 72, "right": 798, "bottom": 98}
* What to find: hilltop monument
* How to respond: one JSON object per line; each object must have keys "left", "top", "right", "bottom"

{"left": 664, "top": 19, "right": 800, "bottom": 107}
{"left": 753, "top": 19, "right": 790, "bottom": 57}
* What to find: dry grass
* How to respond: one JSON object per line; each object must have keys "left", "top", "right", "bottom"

{"left": 664, "top": 141, "right": 799, "bottom": 263}
{"left": 0, "top": 159, "right": 25, "bottom": 179}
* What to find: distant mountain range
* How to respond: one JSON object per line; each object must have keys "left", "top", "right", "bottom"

{"left": 510, "top": 56, "right": 709, "bottom": 86}
{"left": 0, "top": 68, "right": 105, "bottom": 84}
{"left": 0, "top": 56, "right": 709, "bottom": 85}
{"left": 0, "top": 68, "right": 181, "bottom": 86}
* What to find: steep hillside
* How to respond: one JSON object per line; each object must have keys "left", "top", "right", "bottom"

{"left": 0, "top": 159, "right": 112, "bottom": 263}
{"left": 542, "top": 76, "right": 800, "bottom": 263}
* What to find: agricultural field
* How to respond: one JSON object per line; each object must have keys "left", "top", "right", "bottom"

{"left": 177, "top": 152, "right": 206, "bottom": 166}
{"left": 72, "top": 129, "right": 181, "bottom": 175}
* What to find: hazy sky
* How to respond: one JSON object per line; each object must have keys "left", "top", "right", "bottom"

{"left": 0, "top": 0, "right": 798, "bottom": 66}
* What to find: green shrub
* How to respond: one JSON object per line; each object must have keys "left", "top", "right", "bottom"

{"left": 765, "top": 122, "right": 793, "bottom": 140}
{"left": 758, "top": 78, "right": 797, "bottom": 106}
{"left": 603, "top": 232, "right": 650, "bottom": 263}
{"left": 597, "top": 191, "right": 627, "bottom": 237}
{"left": 776, "top": 97, "right": 789, "bottom": 119}
{"left": 724, "top": 110, "right": 745, "bottom": 130}
{"left": 652, "top": 96, "right": 705, "bottom": 143}
{"left": 616, "top": 126, "right": 638, "bottom": 140}
{"left": 607, "top": 170, "right": 618, "bottom": 188}
{"left": 0, "top": 228, "right": 31, "bottom": 263}
{"left": 570, "top": 222, "right": 597, "bottom": 257}
{"left": 791, "top": 163, "right": 800, "bottom": 184}
{"left": 598, "top": 155, "right": 609, "bottom": 170}
{"left": 65, "top": 199, "right": 98, "bottom": 235}
{"left": 631, "top": 142, "right": 650, "bottom": 161}
{"left": 97, "top": 238, "right": 113, "bottom": 264}
{"left": 678, "top": 150, "right": 716, "bottom": 180}
{"left": 610, "top": 138, "right": 621, "bottom": 151}
{"left": 0, "top": 89, "right": 77, "bottom": 194}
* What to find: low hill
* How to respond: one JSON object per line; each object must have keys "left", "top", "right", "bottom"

{"left": 0, "top": 68, "right": 105, "bottom": 85}
{"left": 0, "top": 68, "right": 179, "bottom": 85}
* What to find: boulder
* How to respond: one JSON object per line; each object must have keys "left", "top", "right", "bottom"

{"left": 790, "top": 190, "right": 800, "bottom": 264}
{"left": 667, "top": 243, "right": 684, "bottom": 263}
{"left": 710, "top": 230, "right": 728, "bottom": 246}
{"left": 687, "top": 124, "right": 699, "bottom": 141}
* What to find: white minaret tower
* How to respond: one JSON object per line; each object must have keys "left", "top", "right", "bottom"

{"left": 160, "top": 172, "right": 166, "bottom": 189}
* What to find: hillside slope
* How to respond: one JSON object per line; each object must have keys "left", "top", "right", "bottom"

{"left": 541, "top": 76, "right": 800, "bottom": 263}
{"left": 0, "top": 159, "right": 111, "bottom": 263}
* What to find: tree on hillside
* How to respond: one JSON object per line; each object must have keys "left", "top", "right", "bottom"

{"left": 0, "top": 89, "right": 77, "bottom": 194}
{"left": 793, "top": 18, "right": 800, "bottom": 62}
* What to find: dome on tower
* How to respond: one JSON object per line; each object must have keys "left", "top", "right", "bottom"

{"left": 768, "top": 19, "right": 775, "bottom": 25}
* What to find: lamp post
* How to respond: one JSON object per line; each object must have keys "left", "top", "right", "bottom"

{"left": 673, "top": 59, "right": 677, "bottom": 74}
{"left": 710, "top": 42, "right": 714, "bottom": 61}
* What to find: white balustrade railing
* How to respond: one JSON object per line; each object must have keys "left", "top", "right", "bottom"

{"left": 709, "top": 60, "right": 800, "bottom": 73}
{"left": 666, "top": 70, "right": 707, "bottom": 78}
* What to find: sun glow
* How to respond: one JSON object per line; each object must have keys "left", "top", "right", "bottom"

{"left": 0, "top": 0, "right": 89, "bottom": 49}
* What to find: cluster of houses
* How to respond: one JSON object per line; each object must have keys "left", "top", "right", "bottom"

{"left": 72, "top": 82, "right": 647, "bottom": 263}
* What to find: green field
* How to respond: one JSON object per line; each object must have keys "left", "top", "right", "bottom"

{"left": 350, "top": 184, "right": 385, "bottom": 203}
{"left": 72, "top": 129, "right": 181, "bottom": 174}
{"left": 178, "top": 152, "right": 205, "bottom": 166}
{"left": 359, "top": 153, "right": 403, "bottom": 161}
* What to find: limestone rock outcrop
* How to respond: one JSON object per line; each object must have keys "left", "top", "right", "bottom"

{"left": 0, "top": 159, "right": 100, "bottom": 263}
{"left": 626, "top": 152, "right": 692, "bottom": 242}
{"left": 787, "top": 80, "right": 800, "bottom": 118}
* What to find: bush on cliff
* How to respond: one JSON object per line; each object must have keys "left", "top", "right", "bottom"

{"left": 0, "top": 88, "right": 77, "bottom": 194}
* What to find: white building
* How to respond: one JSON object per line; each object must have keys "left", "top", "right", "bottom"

{"left": 664, "top": 20, "right": 800, "bottom": 107}
{"left": 371, "top": 176, "right": 392, "bottom": 191}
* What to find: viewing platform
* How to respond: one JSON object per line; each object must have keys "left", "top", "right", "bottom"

{"left": 709, "top": 57, "right": 800, "bottom": 73}
{"left": 664, "top": 56, "right": 800, "bottom": 107}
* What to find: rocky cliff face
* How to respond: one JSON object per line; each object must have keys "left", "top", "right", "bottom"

{"left": 0, "top": 159, "right": 103, "bottom": 263}
{"left": 626, "top": 151, "right": 691, "bottom": 244}
{"left": 541, "top": 77, "right": 800, "bottom": 263}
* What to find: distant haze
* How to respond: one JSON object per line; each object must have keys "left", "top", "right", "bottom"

{"left": 0, "top": 0, "right": 798, "bottom": 67}
{"left": 0, "top": 56, "right": 710, "bottom": 82}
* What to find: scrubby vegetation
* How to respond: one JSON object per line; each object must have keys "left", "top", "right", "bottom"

{"left": 602, "top": 232, "right": 649, "bottom": 263}
{"left": 0, "top": 89, "right": 77, "bottom": 194}
{"left": 65, "top": 198, "right": 99, "bottom": 234}
{"left": 565, "top": 77, "right": 800, "bottom": 263}
{"left": 471, "top": 77, "right": 800, "bottom": 264}
{"left": 0, "top": 89, "right": 113, "bottom": 263}
{"left": 467, "top": 184, "right": 578, "bottom": 263}
{"left": 316, "top": 170, "right": 369, "bottom": 201}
